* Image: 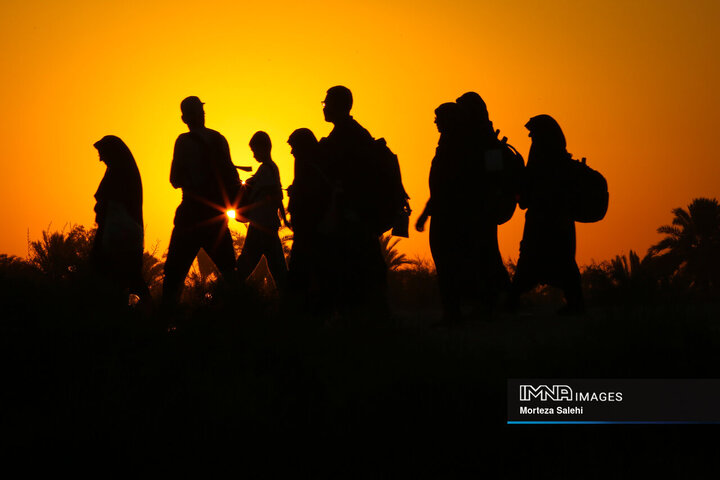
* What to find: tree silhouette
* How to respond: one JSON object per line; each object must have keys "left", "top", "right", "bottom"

{"left": 649, "top": 197, "right": 720, "bottom": 293}
{"left": 28, "top": 224, "right": 95, "bottom": 279}
{"left": 380, "top": 233, "right": 415, "bottom": 271}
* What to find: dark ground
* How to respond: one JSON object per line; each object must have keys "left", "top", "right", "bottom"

{"left": 1, "top": 273, "right": 719, "bottom": 477}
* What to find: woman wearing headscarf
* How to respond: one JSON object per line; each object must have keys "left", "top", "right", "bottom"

{"left": 92, "top": 135, "right": 150, "bottom": 303}
{"left": 509, "top": 115, "right": 584, "bottom": 314}
{"left": 416, "top": 102, "right": 474, "bottom": 323}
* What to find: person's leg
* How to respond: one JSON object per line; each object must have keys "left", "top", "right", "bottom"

{"left": 472, "top": 222, "right": 510, "bottom": 314}
{"left": 203, "top": 222, "right": 237, "bottom": 282}
{"left": 162, "top": 226, "right": 200, "bottom": 307}
{"left": 430, "top": 217, "right": 462, "bottom": 322}
{"left": 236, "top": 225, "right": 265, "bottom": 282}
{"left": 263, "top": 230, "right": 288, "bottom": 294}
{"left": 559, "top": 259, "right": 585, "bottom": 314}
{"left": 507, "top": 246, "right": 540, "bottom": 312}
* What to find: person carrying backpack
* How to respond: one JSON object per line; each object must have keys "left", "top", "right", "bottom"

{"left": 456, "top": 92, "right": 520, "bottom": 315}
{"left": 417, "top": 93, "right": 522, "bottom": 324}
{"left": 318, "top": 85, "right": 399, "bottom": 320}
{"left": 509, "top": 114, "right": 585, "bottom": 314}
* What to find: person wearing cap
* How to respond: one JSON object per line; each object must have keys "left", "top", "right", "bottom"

{"left": 162, "top": 96, "right": 241, "bottom": 307}
{"left": 318, "top": 85, "right": 389, "bottom": 320}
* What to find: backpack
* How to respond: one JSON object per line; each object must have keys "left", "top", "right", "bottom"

{"left": 369, "top": 138, "right": 411, "bottom": 237}
{"left": 567, "top": 157, "right": 609, "bottom": 223}
{"left": 481, "top": 135, "right": 525, "bottom": 225}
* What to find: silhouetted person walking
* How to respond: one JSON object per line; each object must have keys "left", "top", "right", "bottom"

{"left": 416, "top": 103, "right": 472, "bottom": 324}
{"left": 236, "top": 131, "right": 288, "bottom": 293}
{"left": 319, "top": 85, "right": 389, "bottom": 319}
{"left": 162, "top": 96, "right": 240, "bottom": 307}
{"left": 285, "top": 128, "right": 332, "bottom": 312}
{"left": 91, "top": 135, "right": 151, "bottom": 304}
{"left": 509, "top": 114, "right": 584, "bottom": 314}
{"left": 456, "top": 92, "right": 514, "bottom": 312}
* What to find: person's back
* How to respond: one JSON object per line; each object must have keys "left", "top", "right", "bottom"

{"left": 317, "top": 86, "right": 389, "bottom": 319}
{"left": 171, "top": 126, "right": 239, "bottom": 224}
{"left": 320, "top": 115, "right": 375, "bottom": 228}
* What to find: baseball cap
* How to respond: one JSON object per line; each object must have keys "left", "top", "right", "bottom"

{"left": 180, "top": 96, "right": 205, "bottom": 115}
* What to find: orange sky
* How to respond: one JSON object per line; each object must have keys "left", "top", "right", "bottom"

{"left": 1, "top": 0, "right": 719, "bottom": 265}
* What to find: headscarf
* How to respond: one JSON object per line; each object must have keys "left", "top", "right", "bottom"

{"left": 93, "top": 135, "right": 143, "bottom": 227}
{"left": 456, "top": 91, "right": 496, "bottom": 146}
{"left": 434, "top": 102, "right": 464, "bottom": 135}
{"left": 525, "top": 114, "right": 571, "bottom": 170}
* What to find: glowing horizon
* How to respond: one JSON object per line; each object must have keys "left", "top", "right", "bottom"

{"left": 1, "top": 0, "right": 719, "bottom": 266}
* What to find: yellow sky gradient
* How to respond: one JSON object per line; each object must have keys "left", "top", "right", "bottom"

{"left": 1, "top": 0, "right": 719, "bottom": 265}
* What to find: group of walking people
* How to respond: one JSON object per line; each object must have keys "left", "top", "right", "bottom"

{"left": 416, "top": 94, "right": 587, "bottom": 324}
{"left": 90, "top": 86, "right": 590, "bottom": 324}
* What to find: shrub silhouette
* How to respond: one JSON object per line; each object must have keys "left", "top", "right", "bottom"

{"left": 28, "top": 224, "right": 94, "bottom": 280}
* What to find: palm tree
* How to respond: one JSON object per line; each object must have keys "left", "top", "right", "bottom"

{"left": 648, "top": 197, "right": 720, "bottom": 293}
{"left": 379, "top": 233, "right": 415, "bottom": 271}
{"left": 28, "top": 224, "right": 95, "bottom": 279}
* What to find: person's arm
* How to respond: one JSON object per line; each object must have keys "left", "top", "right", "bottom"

{"left": 170, "top": 136, "right": 188, "bottom": 189}
{"left": 219, "top": 135, "right": 241, "bottom": 185}
{"left": 415, "top": 199, "right": 432, "bottom": 232}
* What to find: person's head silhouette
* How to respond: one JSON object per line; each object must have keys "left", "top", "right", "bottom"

{"left": 249, "top": 131, "right": 272, "bottom": 163}
{"left": 180, "top": 96, "right": 205, "bottom": 131}
{"left": 434, "top": 102, "right": 463, "bottom": 134}
{"left": 322, "top": 86, "right": 353, "bottom": 123}
{"left": 93, "top": 135, "right": 135, "bottom": 168}
{"left": 456, "top": 92, "right": 490, "bottom": 126}
{"left": 525, "top": 114, "right": 570, "bottom": 167}
{"left": 525, "top": 114, "right": 566, "bottom": 150}
{"left": 288, "top": 128, "right": 318, "bottom": 159}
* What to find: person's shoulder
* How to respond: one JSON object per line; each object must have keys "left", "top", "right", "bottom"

{"left": 175, "top": 131, "right": 193, "bottom": 143}
{"left": 266, "top": 160, "right": 280, "bottom": 173}
{"left": 349, "top": 118, "right": 372, "bottom": 137}
{"left": 174, "top": 132, "right": 197, "bottom": 151}
{"left": 205, "top": 128, "right": 228, "bottom": 142}
{"left": 258, "top": 161, "right": 279, "bottom": 176}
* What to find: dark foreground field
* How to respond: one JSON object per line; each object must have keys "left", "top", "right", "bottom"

{"left": 2, "top": 272, "right": 719, "bottom": 477}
